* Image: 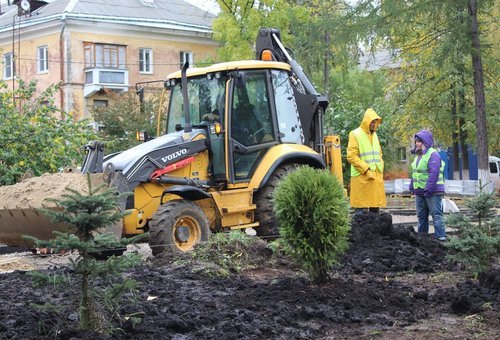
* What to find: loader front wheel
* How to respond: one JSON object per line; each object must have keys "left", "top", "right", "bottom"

{"left": 149, "top": 200, "right": 210, "bottom": 255}
{"left": 254, "top": 164, "right": 299, "bottom": 238}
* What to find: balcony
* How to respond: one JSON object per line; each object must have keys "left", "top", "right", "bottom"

{"left": 84, "top": 68, "right": 129, "bottom": 97}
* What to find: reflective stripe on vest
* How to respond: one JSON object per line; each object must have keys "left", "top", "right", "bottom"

{"left": 411, "top": 148, "right": 445, "bottom": 189}
{"left": 350, "top": 128, "right": 383, "bottom": 177}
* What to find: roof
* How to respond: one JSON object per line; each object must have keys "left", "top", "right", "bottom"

{"left": 358, "top": 49, "right": 401, "bottom": 71}
{"left": 166, "top": 60, "right": 292, "bottom": 79}
{"left": 0, "top": 0, "right": 214, "bottom": 34}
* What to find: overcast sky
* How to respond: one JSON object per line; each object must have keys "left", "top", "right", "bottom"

{"left": 185, "top": 0, "right": 220, "bottom": 14}
{"left": 185, "top": 0, "right": 360, "bottom": 14}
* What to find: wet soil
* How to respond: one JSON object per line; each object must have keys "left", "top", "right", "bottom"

{"left": 0, "top": 212, "right": 498, "bottom": 339}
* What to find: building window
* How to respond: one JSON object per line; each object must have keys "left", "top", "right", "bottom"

{"left": 93, "top": 99, "right": 108, "bottom": 108}
{"left": 490, "top": 160, "right": 498, "bottom": 174}
{"left": 37, "top": 46, "right": 48, "bottom": 73}
{"left": 139, "top": 48, "right": 152, "bottom": 73}
{"left": 398, "top": 147, "right": 407, "bottom": 162}
{"left": 180, "top": 51, "right": 193, "bottom": 68}
{"left": 3, "top": 52, "right": 14, "bottom": 79}
{"left": 84, "top": 43, "right": 126, "bottom": 69}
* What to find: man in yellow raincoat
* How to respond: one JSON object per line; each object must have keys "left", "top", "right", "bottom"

{"left": 347, "top": 108, "right": 386, "bottom": 213}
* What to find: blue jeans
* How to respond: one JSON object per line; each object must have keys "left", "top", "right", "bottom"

{"left": 415, "top": 195, "right": 446, "bottom": 239}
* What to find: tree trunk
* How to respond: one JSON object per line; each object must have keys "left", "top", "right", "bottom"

{"left": 81, "top": 267, "right": 92, "bottom": 329}
{"left": 458, "top": 86, "right": 469, "bottom": 180}
{"left": 80, "top": 255, "right": 97, "bottom": 330}
{"left": 450, "top": 87, "right": 461, "bottom": 179}
{"left": 324, "top": 30, "right": 330, "bottom": 95}
{"left": 468, "top": 0, "right": 489, "bottom": 187}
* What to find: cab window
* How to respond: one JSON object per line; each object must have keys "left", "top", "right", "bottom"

{"left": 231, "top": 72, "right": 274, "bottom": 146}
{"left": 272, "top": 70, "right": 303, "bottom": 144}
{"left": 167, "top": 76, "right": 226, "bottom": 133}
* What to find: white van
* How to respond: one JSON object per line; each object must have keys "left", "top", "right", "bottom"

{"left": 489, "top": 156, "right": 500, "bottom": 193}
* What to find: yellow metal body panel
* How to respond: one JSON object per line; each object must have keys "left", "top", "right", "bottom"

{"left": 210, "top": 188, "right": 256, "bottom": 228}
{"left": 248, "top": 144, "right": 321, "bottom": 189}
{"left": 226, "top": 183, "right": 250, "bottom": 189}
{"left": 229, "top": 222, "right": 259, "bottom": 230}
{"left": 224, "top": 79, "right": 231, "bottom": 182}
{"left": 167, "top": 60, "right": 291, "bottom": 79}
{"left": 123, "top": 209, "right": 143, "bottom": 235}
{"left": 323, "top": 135, "right": 343, "bottom": 185}
{"left": 122, "top": 150, "right": 211, "bottom": 235}
{"left": 194, "top": 198, "right": 219, "bottom": 230}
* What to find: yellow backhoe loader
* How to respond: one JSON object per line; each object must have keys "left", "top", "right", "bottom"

{"left": 0, "top": 28, "right": 343, "bottom": 254}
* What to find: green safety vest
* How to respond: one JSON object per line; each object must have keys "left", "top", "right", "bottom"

{"left": 411, "top": 147, "right": 445, "bottom": 189}
{"left": 350, "top": 128, "right": 383, "bottom": 177}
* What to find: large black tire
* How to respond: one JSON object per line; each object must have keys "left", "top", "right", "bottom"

{"left": 149, "top": 200, "right": 210, "bottom": 255}
{"left": 254, "top": 164, "right": 299, "bottom": 238}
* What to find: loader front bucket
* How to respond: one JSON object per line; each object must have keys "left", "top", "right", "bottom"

{"left": 0, "top": 206, "right": 124, "bottom": 248}
{"left": 0, "top": 171, "right": 126, "bottom": 249}
{"left": 0, "top": 207, "right": 72, "bottom": 248}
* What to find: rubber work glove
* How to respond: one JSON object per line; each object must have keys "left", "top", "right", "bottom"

{"left": 365, "top": 169, "right": 376, "bottom": 181}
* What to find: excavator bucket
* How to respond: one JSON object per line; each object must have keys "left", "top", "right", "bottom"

{"left": 0, "top": 207, "right": 71, "bottom": 248}
{"left": 0, "top": 172, "right": 120, "bottom": 249}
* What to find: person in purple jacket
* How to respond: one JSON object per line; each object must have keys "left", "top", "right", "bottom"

{"left": 409, "top": 129, "right": 446, "bottom": 240}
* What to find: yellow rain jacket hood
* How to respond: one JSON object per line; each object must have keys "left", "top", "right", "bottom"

{"left": 360, "top": 108, "right": 382, "bottom": 133}
{"left": 346, "top": 108, "right": 386, "bottom": 208}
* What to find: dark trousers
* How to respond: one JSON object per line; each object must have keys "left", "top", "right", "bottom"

{"left": 355, "top": 207, "right": 380, "bottom": 214}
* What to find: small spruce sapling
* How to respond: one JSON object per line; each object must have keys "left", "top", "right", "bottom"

{"left": 445, "top": 188, "right": 500, "bottom": 278}
{"left": 24, "top": 173, "right": 146, "bottom": 333}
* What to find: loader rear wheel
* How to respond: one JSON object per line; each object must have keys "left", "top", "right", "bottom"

{"left": 149, "top": 200, "right": 210, "bottom": 255}
{"left": 254, "top": 164, "right": 299, "bottom": 238}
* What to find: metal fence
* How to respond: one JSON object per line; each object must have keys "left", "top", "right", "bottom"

{"left": 384, "top": 179, "right": 490, "bottom": 196}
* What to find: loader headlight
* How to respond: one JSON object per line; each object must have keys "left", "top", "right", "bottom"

{"left": 211, "top": 122, "right": 222, "bottom": 136}
{"left": 136, "top": 130, "right": 149, "bottom": 142}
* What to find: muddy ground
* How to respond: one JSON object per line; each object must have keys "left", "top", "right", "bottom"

{"left": 0, "top": 211, "right": 499, "bottom": 339}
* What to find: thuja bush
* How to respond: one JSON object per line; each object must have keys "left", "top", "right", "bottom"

{"left": 445, "top": 189, "right": 500, "bottom": 278}
{"left": 273, "top": 166, "right": 350, "bottom": 284}
{"left": 24, "top": 174, "right": 146, "bottom": 333}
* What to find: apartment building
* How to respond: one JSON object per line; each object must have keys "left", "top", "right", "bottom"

{"left": 0, "top": 0, "right": 217, "bottom": 120}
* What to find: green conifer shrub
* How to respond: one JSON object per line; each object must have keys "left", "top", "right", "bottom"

{"left": 445, "top": 190, "right": 500, "bottom": 277}
{"left": 24, "top": 174, "right": 146, "bottom": 333}
{"left": 273, "top": 166, "right": 350, "bottom": 284}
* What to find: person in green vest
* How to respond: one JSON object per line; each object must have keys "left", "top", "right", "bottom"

{"left": 409, "top": 129, "right": 446, "bottom": 241}
{"left": 347, "top": 108, "right": 386, "bottom": 214}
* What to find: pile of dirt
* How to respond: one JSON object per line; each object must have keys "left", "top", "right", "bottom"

{"left": 0, "top": 211, "right": 498, "bottom": 339}
{"left": 339, "top": 212, "right": 455, "bottom": 274}
{"left": 0, "top": 173, "right": 106, "bottom": 209}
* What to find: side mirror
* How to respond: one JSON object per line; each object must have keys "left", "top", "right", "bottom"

{"left": 235, "top": 72, "right": 246, "bottom": 88}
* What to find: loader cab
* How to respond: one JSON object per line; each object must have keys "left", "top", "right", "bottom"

{"left": 229, "top": 70, "right": 278, "bottom": 182}
{"left": 165, "top": 62, "right": 306, "bottom": 186}
{"left": 230, "top": 67, "right": 307, "bottom": 184}
{"left": 166, "top": 73, "right": 227, "bottom": 180}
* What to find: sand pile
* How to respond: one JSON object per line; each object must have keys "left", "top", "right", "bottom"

{"left": 0, "top": 173, "right": 106, "bottom": 209}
